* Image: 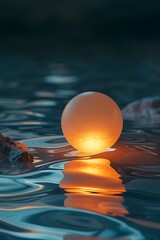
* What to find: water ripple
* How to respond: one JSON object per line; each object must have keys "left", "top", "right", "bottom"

{"left": 0, "top": 56, "right": 160, "bottom": 240}
{"left": 45, "top": 75, "right": 78, "bottom": 84}
{"left": 0, "top": 99, "right": 57, "bottom": 109}
{"left": 0, "top": 207, "right": 144, "bottom": 240}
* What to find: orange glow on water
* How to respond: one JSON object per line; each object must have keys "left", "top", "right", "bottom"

{"left": 60, "top": 158, "right": 128, "bottom": 216}
{"left": 61, "top": 158, "right": 122, "bottom": 182}
{"left": 64, "top": 193, "right": 127, "bottom": 216}
{"left": 61, "top": 92, "right": 123, "bottom": 154}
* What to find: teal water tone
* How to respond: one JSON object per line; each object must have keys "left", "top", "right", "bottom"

{"left": 0, "top": 54, "right": 160, "bottom": 240}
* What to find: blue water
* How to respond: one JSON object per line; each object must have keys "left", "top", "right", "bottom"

{"left": 0, "top": 54, "right": 160, "bottom": 240}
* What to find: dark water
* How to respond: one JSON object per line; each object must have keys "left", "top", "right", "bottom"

{"left": 0, "top": 53, "right": 160, "bottom": 240}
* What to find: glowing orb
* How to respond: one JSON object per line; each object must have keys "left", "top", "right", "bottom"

{"left": 61, "top": 92, "right": 123, "bottom": 154}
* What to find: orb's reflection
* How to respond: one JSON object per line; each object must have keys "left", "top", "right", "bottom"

{"left": 60, "top": 158, "right": 128, "bottom": 216}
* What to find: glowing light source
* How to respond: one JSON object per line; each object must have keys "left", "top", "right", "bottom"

{"left": 61, "top": 92, "right": 123, "bottom": 154}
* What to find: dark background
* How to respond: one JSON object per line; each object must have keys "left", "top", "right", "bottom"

{"left": 1, "top": 0, "right": 160, "bottom": 38}
{"left": 1, "top": 0, "right": 160, "bottom": 50}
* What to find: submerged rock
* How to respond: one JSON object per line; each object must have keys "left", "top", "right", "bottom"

{"left": 0, "top": 133, "right": 34, "bottom": 174}
{"left": 122, "top": 96, "right": 160, "bottom": 123}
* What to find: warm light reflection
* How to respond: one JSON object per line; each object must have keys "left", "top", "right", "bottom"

{"left": 60, "top": 158, "right": 128, "bottom": 216}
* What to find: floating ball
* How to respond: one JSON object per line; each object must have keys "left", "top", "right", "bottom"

{"left": 61, "top": 92, "right": 123, "bottom": 154}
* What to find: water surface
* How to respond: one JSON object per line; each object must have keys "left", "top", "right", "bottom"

{"left": 0, "top": 54, "right": 160, "bottom": 240}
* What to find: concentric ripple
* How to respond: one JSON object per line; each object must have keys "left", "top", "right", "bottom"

{"left": 0, "top": 206, "right": 144, "bottom": 240}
